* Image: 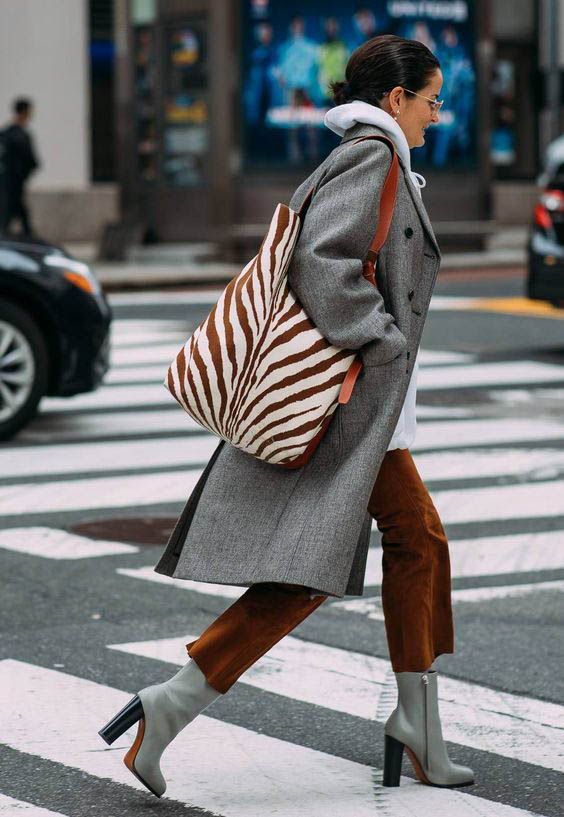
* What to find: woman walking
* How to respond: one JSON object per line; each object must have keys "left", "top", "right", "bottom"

{"left": 99, "top": 34, "right": 474, "bottom": 797}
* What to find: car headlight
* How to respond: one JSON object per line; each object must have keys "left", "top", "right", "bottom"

{"left": 44, "top": 254, "right": 102, "bottom": 297}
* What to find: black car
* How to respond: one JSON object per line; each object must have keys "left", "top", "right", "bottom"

{"left": 527, "top": 171, "right": 564, "bottom": 307}
{"left": 0, "top": 235, "right": 112, "bottom": 440}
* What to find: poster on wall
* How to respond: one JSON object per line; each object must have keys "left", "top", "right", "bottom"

{"left": 241, "top": 0, "right": 476, "bottom": 170}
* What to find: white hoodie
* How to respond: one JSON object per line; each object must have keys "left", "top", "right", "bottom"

{"left": 324, "top": 101, "right": 425, "bottom": 451}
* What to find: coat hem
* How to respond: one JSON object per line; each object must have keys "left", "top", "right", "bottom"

{"left": 153, "top": 562, "right": 365, "bottom": 599}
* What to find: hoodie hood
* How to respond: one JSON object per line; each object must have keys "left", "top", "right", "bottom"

{"left": 324, "top": 100, "right": 426, "bottom": 195}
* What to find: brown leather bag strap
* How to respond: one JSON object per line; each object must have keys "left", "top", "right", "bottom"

{"left": 297, "top": 134, "right": 399, "bottom": 256}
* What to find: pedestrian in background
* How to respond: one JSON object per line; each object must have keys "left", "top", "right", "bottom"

{"left": 100, "top": 34, "right": 475, "bottom": 798}
{"left": 0, "top": 97, "right": 40, "bottom": 237}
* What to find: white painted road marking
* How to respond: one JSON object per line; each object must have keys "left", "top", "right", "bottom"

{"left": 334, "top": 580, "right": 564, "bottom": 619}
{"left": 0, "top": 436, "right": 218, "bottom": 479}
{"left": 419, "top": 360, "right": 564, "bottom": 390}
{"left": 108, "top": 635, "right": 564, "bottom": 773}
{"left": 3, "top": 467, "right": 564, "bottom": 522}
{"left": 120, "top": 526, "right": 564, "bottom": 594}
{"left": 432, "top": 479, "right": 564, "bottom": 524}
{"left": 0, "top": 794, "right": 67, "bottom": 815}
{"left": 0, "top": 528, "right": 138, "bottom": 559}
{"left": 367, "top": 530, "right": 564, "bottom": 583}
{"left": 0, "top": 470, "right": 201, "bottom": 516}
{"left": 42, "top": 383, "right": 173, "bottom": 412}
{"left": 6, "top": 440, "right": 564, "bottom": 486}
{"left": 117, "top": 567, "right": 245, "bottom": 598}
{"left": 412, "top": 418, "right": 564, "bottom": 450}
{"left": 3, "top": 659, "right": 540, "bottom": 817}
{"left": 414, "top": 447, "right": 564, "bottom": 481}
{"left": 21, "top": 409, "right": 203, "bottom": 441}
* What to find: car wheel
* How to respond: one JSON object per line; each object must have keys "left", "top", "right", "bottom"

{"left": 0, "top": 300, "right": 49, "bottom": 440}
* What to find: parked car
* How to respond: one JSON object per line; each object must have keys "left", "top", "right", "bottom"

{"left": 0, "top": 235, "right": 111, "bottom": 440}
{"left": 527, "top": 167, "right": 564, "bottom": 308}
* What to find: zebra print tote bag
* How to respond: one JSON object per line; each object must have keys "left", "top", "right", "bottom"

{"left": 164, "top": 135, "right": 399, "bottom": 469}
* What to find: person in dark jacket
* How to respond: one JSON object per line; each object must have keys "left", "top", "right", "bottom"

{"left": 0, "top": 97, "right": 40, "bottom": 237}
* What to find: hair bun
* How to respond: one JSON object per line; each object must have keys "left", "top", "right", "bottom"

{"left": 330, "top": 79, "right": 352, "bottom": 106}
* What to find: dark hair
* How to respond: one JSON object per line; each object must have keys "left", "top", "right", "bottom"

{"left": 330, "top": 34, "right": 440, "bottom": 107}
{"left": 13, "top": 97, "right": 33, "bottom": 116}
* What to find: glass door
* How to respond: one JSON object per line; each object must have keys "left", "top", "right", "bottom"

{"left": 162, "top": 18, "right": 210, "bottom": 187}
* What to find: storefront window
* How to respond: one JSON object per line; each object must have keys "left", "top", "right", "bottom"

{"left": 163, "top": 21, "right": 209, "bottom": 186}
{"left": 133, "top": 26, "right": 158, "bottom": 182}
{"left": 241, "top": 0, "right": 478, "bottom": 171}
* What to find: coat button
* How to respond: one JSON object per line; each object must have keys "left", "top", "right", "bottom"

{"left": 405, "top": 227, "right": 414, "bottom": 238}
{"left": 408, "top": 289, "right": 415, "bottom": 300}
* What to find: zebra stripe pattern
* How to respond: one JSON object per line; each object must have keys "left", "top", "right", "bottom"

{"left": 164, "top": 202, "right": 358, "bottom": 466}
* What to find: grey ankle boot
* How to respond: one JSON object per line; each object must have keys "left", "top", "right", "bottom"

{"left": 99, "top": 659, "right": 222, "bottom": 797}
{"left": 383, "top": 669, "right": 474, "bottom": 788}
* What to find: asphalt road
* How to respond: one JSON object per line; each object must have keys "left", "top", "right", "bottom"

{"left": 1, "top": 267, "right": 563, "bottom": 817}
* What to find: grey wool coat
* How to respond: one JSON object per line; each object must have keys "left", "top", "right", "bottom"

{"left": 154, "top": 122, "right": 442, "bottom": 598}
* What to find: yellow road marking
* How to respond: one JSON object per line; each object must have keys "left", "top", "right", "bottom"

{"left": 464, "top": 297, "right": 564, "bottom": 319}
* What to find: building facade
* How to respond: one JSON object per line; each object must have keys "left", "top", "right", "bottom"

{"left": 0, "top": 0, "right": 561, "bottom": 244}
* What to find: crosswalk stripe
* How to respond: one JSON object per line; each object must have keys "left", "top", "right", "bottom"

{"left": 3, "top": 659, "right": 539, "bottom": 817}
{"left": 110, "top": 328, "right": 188, "bottom": 346}
{"left": 417, "top": 350, "right": 475, "bottom": 365}
{"left": 0, "top": 470, "right": 201, "bottom": 516}
{"left": 431, "top": 479, "right": 564, "bottom": 524}
{"left": 412, "top": 418, "right": 564, "bottom": 450}
{"left": 106, "top": 292, "right": 480, "bottom": 310}
{"left": 446, "top": 579, "right": 564, "bottom": 602}
{"left": 109, "top": 345, "right": 183, "bottom": 367}
{"left": 19, "top": 413, "right": 564, "bottom": 456}
{"left": 19, "top": 409, "right": 200, "bottom": 442}
{"left": 428, "top": 296, "right": 481, "bottom": 310}
{"left": 116, "top": 568, "right": 564, "bottom": 612}
{"left": 12, "top": 435, "right": 558, "bottom": 482}
{"left": 42, "top": 384, "right": 172, "bottom": 412}
{"left": 108, "top": 635, "right": 564, "bottom": 773}
{"left": 0, "top": 528, "right": 138, "bottom": 559}
{"left": 419, "top": 360, "right": 564, "bottom": 390}
{"left": 119, "top": 524, "right": 564, "bottom": 595}
{"left": 117, "top": 568, "right": 245, "bottom": 598}
{"left": 110, "top": 318, "right": 193, "bottom": 329}
{"left": 490, "top": 387, "right": 564, "bottom": 404}
{"left": 106, "top": 347, "right": 474, "bottom": 367}
{"left": 333, "top": 580, "right": 564, "bottom": 619}
{"left": 367, "top": 530, "right": 564, "bottom": 583}
{"left": 3, "top": 464, "right": 564, "bottom": 521}
{"left": 100, "top": 364, "right": 482, "bottom": 417}
{"left": 0, "top": 437, "right": 217, "bottom": 479}
{"left": 0, "top": 794, "right": 67, "bottom": 815}
{"left": 414, "top": 447, "right": 564, "bottom": 481}
{"left": 108, "top": 290, "right": 223, "bottom": 305}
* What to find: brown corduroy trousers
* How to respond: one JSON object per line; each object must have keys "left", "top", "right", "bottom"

{"left": 186, "top": 448, "right": 454, "bottom": 694}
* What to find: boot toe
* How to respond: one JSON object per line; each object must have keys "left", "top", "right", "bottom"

{"left": 131, "top": 753, "right": 167, "bottom": 797}
{"left": 449, "top": 763, "right": 475, "bottom": 786}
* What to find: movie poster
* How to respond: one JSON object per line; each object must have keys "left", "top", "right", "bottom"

{"left": 241, "top": 0, "right": 476, "bottom": 170}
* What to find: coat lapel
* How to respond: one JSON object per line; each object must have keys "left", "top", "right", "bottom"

{"left": 339, "top": 123, "right": 441, "bottom": 258}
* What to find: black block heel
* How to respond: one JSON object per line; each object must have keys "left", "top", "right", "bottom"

{"left": 98, "top": 695, "right": 144, "bottom": 745}
{"left": 383, "top": 733, "right": 405, "bottom": 786}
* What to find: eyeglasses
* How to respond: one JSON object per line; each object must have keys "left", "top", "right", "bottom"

{"left": 401, "top": 88, "right": 444, "bottom": 113}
